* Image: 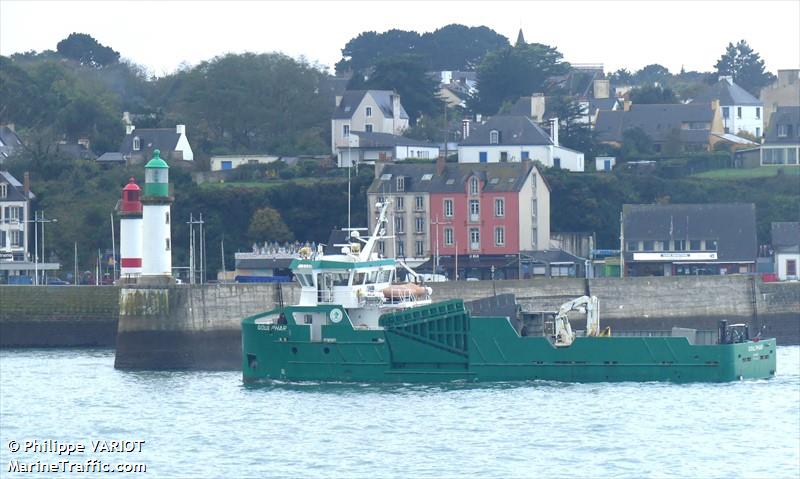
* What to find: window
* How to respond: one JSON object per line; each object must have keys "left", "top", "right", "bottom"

{"left": 494, "top": 227, "right": 505, "bottom": 246}
{"left": 415, "top": 196, "right": 424, "bottom": 211}
{"left": 133, "top": 136, "right": 140, "bottom": 151}
{"left": 627, "top": 241, "right": 639, "bottom": 252}
{"left": 724, "top": 127, "right": 730, "bottom": 134}
{"left": 469, "top": 177, "right": 479, "bottom": 195}
{"left": 421, "top": 174, "right": 433, "bottom": 181}
{"left": 165, "top": 238, "right": 170, "bottom": 251}
{"left": 397, "top": 240, "right": 405, "bottom": 257}
{"left": 495, "top": 198, "right": 505, "bottom": 217}
{"left": 673, "top": 240, "right": 686, "bottom": 251}
{"left": 9, "top": 230, "right": 21, "bottom": 247}
{"left": 643, "top": 240, "right": 654, "bottom": 251}
{"left": 343, "top": 124, "right": 350, "bottom": 137}
{"left": 469, "top": 199, "right": 480, "bottom": 219}
{"left": 0, "top": 183, "right": 6, "bottom": 198}
{"left": 415, "top": 240, "right": 424, "bottom": 257}
{"left": 221, "top": 160, "right": 233, "bottom": 170}
{"left": 394, "top": 215, "right": 404, "bottom": 233}
{"left": 377, "top": 241, "right": 385, "bottom": 255}
{"left": 469, "top": 228, "right": 480, "bottom": 250}
{"left": 737, "top": 107, "right": 742, "bottom": 119}
{"left": 688, "top": 122, "right": 708, "bottom": 130}
{"left": 0, "top": 231, "right": 5, "bottom": 248}
{"left": 521, "top": 151, "right": 530, "bottom": 161}
{"left": 396, "top": 197, "right": 404, "bottom": 211}
{"left": 756, "top": 107, "right": 761, "bottom": 119}
{"left": 756, "top": 127, "right": 761, "bottom": 137}
{"left": 722, "top": 107, "right": 729, "bottom": 119}
{"left": 690, "top": 240, "right": 702, "bottom": 251}
{"left": 500, "top": 151, "right": 508, "bottom": 162}
{"left": 705, "top": 240, "right": 718, "bottom": 251}
{"left": 444, "top": 199, "right": 454, "bottom": 217}
{"left": 165, "top": 212, "right": 170, "bottom": 224}
{"left": 479, "top": 152, "right": 487, "bottom": 163}
{"left": 778, "top": 124, "right": 789, "bottom": 137}
{"left": 490, "top": 130, "right": 499, "bottom": 144}
{"left": 415, "top": 217, "right": 425, "bottom": 234}
{"left": 444, "top": 227, "right": 454, "bottom": 245}
{"left": 366, "top": 106, "right": 372, "bottom": 117}
{"left": 553, "top": 158, "right": 561, "bottom": 169}
{"left": 365, "top": 124, "right": 373, "bottom": 133}
{"left": 787, "top": 259, "right": 797, "bottom": 277}
{"left": 396, "top": 177, "right": 405, "bottom": 192}
{"left": 656, "top": 240, "right": 668, "bottom": 251}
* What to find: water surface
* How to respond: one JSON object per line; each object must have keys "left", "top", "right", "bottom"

{"left": 1, "top": 347, "right": 798, "bottom": 478}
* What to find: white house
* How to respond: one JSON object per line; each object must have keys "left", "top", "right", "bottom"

{"left": 120, "top": 124, "right": 194, "bottom": 163}
{"left": 693, "top": 76, "right": 764, "bottom": 138}
{"left": 595, "top": 156, "right": 616, "bottom": 172}
{"left": 338, "top": 132, "right": 440, "bottom": 168}
{"left": 772, "top": 222, "right": 799, "bottom": 281}
{"left": 458, "top": 115, "right": 585, "bottom": 171}
{"left": 331, "top": 90, "right": 410, "bottom": 165}
{"left": 210, "top": 155, "right": 279, "bottom": 171}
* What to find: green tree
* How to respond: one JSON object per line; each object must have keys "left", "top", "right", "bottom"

{"left": 546, "top": 96, "right": 594, "bottom": 156}
{"left": 362, "top": 54, "right": 443, "bottom": 124}
{"left": 336, "top": 30, "right": 420, "bottom": 73}
{"left": 629, "top": 84, "right": 678, "bottom": 104}
{"left": 620, "top": 127, "right": 655, "bottom": 158}
{"left": 56, "top": 33, "right": 120, "bottom": 67}
{"left": 247, "top": 207, "right": 294, "bottom": 243}
{"left": 609, "top": 68, "right": 633, "bottom": 85}
{"left": 714, "top": 40, "right": 776, "bottom": 96}
{"left": 634, "top": 64, "right": 671, "bottom": 85}
{"left": 470, "top": 43, "right": 568, "bottom": 115}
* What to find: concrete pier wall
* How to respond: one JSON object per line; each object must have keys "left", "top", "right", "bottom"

{"left": 114, "top": 284, "right": 281, "bottom": 369}
{"left": 0, "top": 286, "right": 119, "bottom": 347}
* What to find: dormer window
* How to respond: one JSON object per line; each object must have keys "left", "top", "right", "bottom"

{"left": 133, "top": 136, "right": 140, "bottom": 151}
{"left": 490, "top": 130, "right": 499, "bottom": 144}
{"left": 366, "top": 106, "right": 372, "bottom": 117}
{"left": 396, "top": 176, "right": 405, "bottom": 192}
{"left": 0, "top": 183, "right": 6, "bottom": 198}
{"left": 469, "top": 177, "right": 479, "bottom": 195}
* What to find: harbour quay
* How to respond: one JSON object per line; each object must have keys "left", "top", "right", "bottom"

{"left": 0, "top": 275, "right": 798, "bottom": 370}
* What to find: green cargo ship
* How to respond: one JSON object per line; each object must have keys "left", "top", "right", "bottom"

{"left": 241, "top": 202, "right": 776, "bottom": 383}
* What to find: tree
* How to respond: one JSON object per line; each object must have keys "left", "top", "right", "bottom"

{"left": 470, "top": 43, "right": 568, "bottom": 115}
{"left": 714, "top": 40, "right": 776, "bottom": 96}
{"left": 247, "top": 207, "right": 293, "bottom": 243}
{"left": 609, "top": 68, "right": 633, "bottom": 85}
{"left": 363, "top": 54, "right": 443, "bottom": 124}
{"left": 634, "top": 64, "right": 671, "bottom": 86}
{"left": 336, "top": 30, "right": 420, "bottom": 73}
{"left": 56, "top": 33, "right": 120, "bottom": 67}
{"left": 545, "top": 96, "right": 594, "bottom": 156}
{"left": 620, "top": 127, "right": 655, "bottom": 158}
{"left": 629, "top": 85, "right": 678, "bottom": 104}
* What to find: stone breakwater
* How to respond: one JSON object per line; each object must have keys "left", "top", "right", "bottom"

{"left": 1, "top": 276, "right": 797, "bottom": 369}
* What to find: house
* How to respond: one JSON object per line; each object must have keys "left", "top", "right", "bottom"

{"left": 458, "top": 115, "right": 585, "bottom": 171}
{"left": 519, "top": 249, "right": 587, "bottom": 278}
{"left": 119, "top": 124, "right": 194, "bottom": 164}
{"left": 366, "top": 158, "right": 550, "bottom": 280}
{"left": 338, "top": 132, "right": 440, "bottom": 168}
{"left": 761, "top": 106, "right": 800, "bottom": 166}
{"left": 0, "top": 125, "right": 24, "bottom": 163}
{"left": 53, "top": 140, "right": 96, "bottom": 161}
{"left": 0, "top": 171, "right": 59, "bottom": 283}
{"left": 692, "top": 76, "right": 763, "bottom": 137}
{"left": 210, "top": 155, "right": 279, "bottom": 171}
{"left": 433, "top": 71, "right": 477, "bottom": 109}
{"left": 595, "top": 156, "right": 616, "bottom": 172}
{"left": 595, "top": 102, "right": 724, "bottom": 152}
{"left": 620, "top": 203, "right": 757, "bottom": 277}
{"left": 771, "top": 222, "right": 799, "bottom": 281}
{"left": 96, "top": 152, "right": 125, "bottom": 164}
{"left": 331, "top": 90, "right": 410, "bottom": 165}
{"left": 760, "top": 69, "right": 800, "bottom": 127}
{"left": 509, "top": 94, "right": 547, "bottom": 123}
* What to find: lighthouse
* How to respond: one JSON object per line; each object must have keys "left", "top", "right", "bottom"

{"left": 140, "top": 150, "right": 173, "bottom": 281}
{"left": 119, "top": 178, "right": 143, "bottom": 281}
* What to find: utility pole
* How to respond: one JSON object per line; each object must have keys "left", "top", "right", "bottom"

{"left": 26, "top": 211, "right": 57, "bottom": 285}
{"left": 187, "top": 213, "right": 206, "bottom": 284}
{"left": 220, "top": 235, "right": 226, "bottom": 283}
{"left": 74, "top": 242, "right": 78, "bottom": 285}
{"left": 39, "top": 211, "right": 57, "bottom": 284}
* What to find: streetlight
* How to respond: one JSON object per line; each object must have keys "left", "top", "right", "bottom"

{"left": 24, "top": 211, "right": 57, "bottom": 285}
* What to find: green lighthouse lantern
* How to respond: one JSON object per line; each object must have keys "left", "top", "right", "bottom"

{"left": 144, "top": 149, "right": 169, "bottom": 197}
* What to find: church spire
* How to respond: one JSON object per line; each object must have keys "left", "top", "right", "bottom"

{"left": 515, "top": 28, "right": 526, "bottom": 47}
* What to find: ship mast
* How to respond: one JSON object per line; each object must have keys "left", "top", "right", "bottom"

{"left": 359, "top": 200, "right": 391, "bottom": 261}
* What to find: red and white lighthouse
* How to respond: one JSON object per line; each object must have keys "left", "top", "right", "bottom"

{"left": 119, "top": 178, "right": 143, "bottom": 280}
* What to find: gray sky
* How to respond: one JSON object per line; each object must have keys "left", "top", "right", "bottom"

{"left": 1, "top": 0, "right": 798, "bottom": 76}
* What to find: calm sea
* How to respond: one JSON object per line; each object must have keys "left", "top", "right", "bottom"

{"left": 1, "top": 347, "right": 798, "bottom": 478}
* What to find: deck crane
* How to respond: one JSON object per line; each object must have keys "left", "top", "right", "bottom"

{"left": 553, "top": 295, "right": 600, "bottom": 347}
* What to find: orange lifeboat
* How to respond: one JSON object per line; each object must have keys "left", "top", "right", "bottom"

{"left": 382, "top": 283, "right": 431, "bottom": 301}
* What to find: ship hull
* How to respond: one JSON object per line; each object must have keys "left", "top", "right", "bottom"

{"left": 241, "top": 301, "right": 776, "bottom": 384}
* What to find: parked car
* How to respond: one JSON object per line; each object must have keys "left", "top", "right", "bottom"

{"left": 45, "top": 277, "right": 70, "bottom": 285}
